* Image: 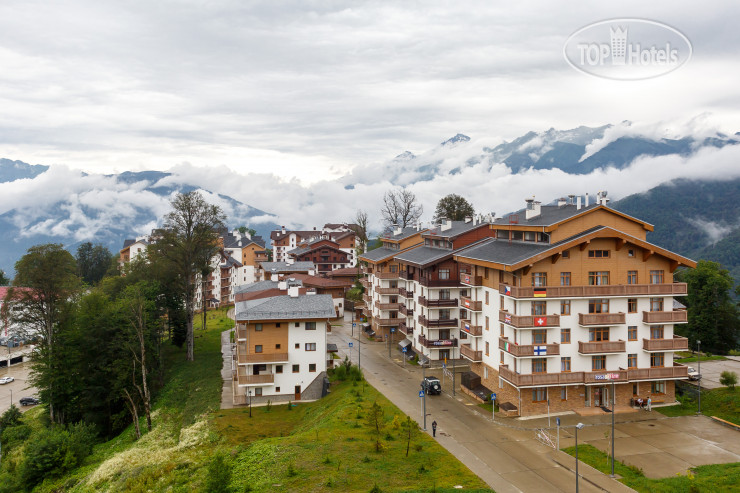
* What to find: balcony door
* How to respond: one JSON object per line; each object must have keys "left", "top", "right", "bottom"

{"left": 439, "top": 329, "right": 450, "bottom": 340}
{"left": 294, "top": 385, "right": 301, "bottom": 400}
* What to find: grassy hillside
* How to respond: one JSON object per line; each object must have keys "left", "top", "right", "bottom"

{"left": 15, "top": 307, "right": 489, "bottom": 492}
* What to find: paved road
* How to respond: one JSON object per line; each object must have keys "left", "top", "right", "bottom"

{"left": 0, "top": 361, "right": 39, "bottom": 414}
{"left": 681, "top": 358, "right": 740, "bottom": 390}
{"left": 330, "top": 317, "right": 633, "bottom": 493}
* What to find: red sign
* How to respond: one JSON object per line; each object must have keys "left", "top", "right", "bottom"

{"left": 464, "top": 299, "right": 470, "bottom": 308}
{"left": 463, "top": 274, "right": 471, "bottom": 284}
{"left": 535, "top": 317, "right": 546, "bottom": 326}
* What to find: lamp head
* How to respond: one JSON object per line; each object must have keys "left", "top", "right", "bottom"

{"left": 576, "top": 423, "right": 585, "bottom": 430}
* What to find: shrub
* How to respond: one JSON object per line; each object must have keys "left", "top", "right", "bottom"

{"left": 1, "top": 423, "right": 31, "bottom": 448}
{"left": 0, "top": 404, "right": 22, "bottom": 429}
{"left": 719, "top": 371, "right": 737, "bottom": 390}
{"left": 205, "top": 452, "right": 232, "bottom": 493}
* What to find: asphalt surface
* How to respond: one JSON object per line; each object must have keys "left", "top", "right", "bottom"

{"left": 0, "top": 361, "right": 38, "bottom": 414}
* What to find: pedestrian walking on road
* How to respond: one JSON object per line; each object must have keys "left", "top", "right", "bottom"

{"left": 432, "top": 420, "right": 437, "bottom": 437}
{"left": 647, "top": 396, "right": 652, "bottom": 412}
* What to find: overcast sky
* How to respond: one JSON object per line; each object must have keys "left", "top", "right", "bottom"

{"left": 1, "top": 1, "right": 739, "bottom": 184}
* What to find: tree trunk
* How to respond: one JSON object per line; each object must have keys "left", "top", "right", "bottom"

{"left": 124, "top": 388, "right": 141, "bottom": 440}
{"left": 186, "top": 274, "right": 195, "bottom": 361}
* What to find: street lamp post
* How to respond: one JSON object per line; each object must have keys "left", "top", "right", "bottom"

{"left": 248, "top": 389, "right": 252, "bottom": 418}
{"left": 611, "top": 381, "right": 615, "bottom": 477}
{"left": 697, "top": 340, "right": 701, "bottom": 415}
{"left": 575, "top": 422, "right": 584, "bottom": 493}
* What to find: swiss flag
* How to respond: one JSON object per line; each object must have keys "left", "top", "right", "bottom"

{"left": 535, "top": 317, "right": 546, "bottom": 326}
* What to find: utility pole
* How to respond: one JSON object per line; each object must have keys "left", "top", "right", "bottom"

{"left": 453, "top": 353, "right": 456, "bottom": 396}
{"left": 697, "top": 340, "right": 701, "bottom": 414}
{"left": 611, "top": 380, "right": 615, "bottom": 477}
{"left": 422, "top": 363, "right": 427, "bottom": 430}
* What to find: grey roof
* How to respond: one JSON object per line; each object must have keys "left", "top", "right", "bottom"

{"left": 359, "top": 246, "right": 399, "bottom": 262}
{"left": 673, "top": 299, "right": 686, "bottom": 310}
{"left": 424, "top": 220, "right": 489, "bottom": 240}
{"left": 235, "top": 294, "right": 335, "bottom": 320}
{"left": 221, "top": 255, "right": 243, "bottom": 268}
{"left": 394, "top": 246, "right": 455, "bottom": 267}
{"left": 234, "top": 280, "right": 279, "bottom": 294}
{"left": 122, "top": 239, "right": 135, "bottom": 248}
{"left": 223, "top": 232, "right": 267, "bottom": 249}
{"left": 259, "top": 261, "right": 315, "bottom": 273}
{"left": 380, "top": 226, "right": 426, "bottom": 242}
{"left": 491, "top": 203, "right": 649, "bottom": 228}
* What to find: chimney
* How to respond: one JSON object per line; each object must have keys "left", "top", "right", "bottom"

{"left": 308, "top": 268, "right": 315, "bottom": 276}
{"left": 576, "top": 196, "right": 582, "bottom": 210}
{"left": 464, "top": 216, "right": 472, "bottom": 223}
{"left": 288, "top": 285, "right": 300, "bottom": 297}
{"left": 525, "top": 199, "right": 542, "bottom": 220}
{"left": 440, "top": 218, "right": 452, "bottom": 231}
{"left": 306, "top": 288, "right": 317, "bottom": 295}
{"left": 557, "top": 197, "right": 567, "bottom": 207}
{"left": 278, "top": 280, "right": 288, "bottom": 291}
{"left": 281, "top": 225, "right": 286, "bottom": 234}
{"left": 417, "top": 221, "right": 422, "bottom": 231}
{"left": 585, "top": 193, "right": 589, "bottom": 207}
{"left": 287, "top": 258, "right": 294, "bottom": 265}
{"left": 568, "top": 194, "right": 576, "bottom": 205}
{"left": 392, "top": 223, "right": 402, "bottom": 236}
{"left": 597, "top": 190, "right": 609, "bottom": 206}
{"left": 271, "top": 268, "right": 278, "bottom": 281}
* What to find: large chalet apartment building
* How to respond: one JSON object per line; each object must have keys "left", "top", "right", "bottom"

{"left": 271, "top": 223, "right": 360, "bottom": 270}
{"left": 360, "top": 193, "right": 695, "bottom": 416}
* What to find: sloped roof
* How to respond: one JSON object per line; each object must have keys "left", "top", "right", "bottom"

{"left": 394, "top": 246, "right": 455, "bottom": 267}
{"left": 423, "top": 220, "right": 489, "bottom": 240}
{"left": 259, "top": 261, "right": 316, "bottom": 273}
{"left": 380, "top": 226, "right": 427, "bottom": 242}
{"left": 235, "top": 293, "right": 335, "bottom": 321}
{"left": 494, "top": 203, "right": 653, "bottom": 231}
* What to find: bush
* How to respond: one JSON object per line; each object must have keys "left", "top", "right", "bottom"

{"left": 720, "top": 371, "right": 738, "bottom": 390}
{"left": 1, "top": 423, "right": 31, "bottom": 449}
{"left": 0, "top": 404, "right": 22, "bottom": 429}
{"left": 205, "top": 452, "right": 232, "bottom": 493}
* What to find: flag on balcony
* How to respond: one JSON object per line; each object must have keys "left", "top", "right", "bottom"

{"left": 535, "top": 317, "right": 546, "bottom": 326}
{"left": 504, "top": 313, "right": 512, "bottom": 324}
{"left": 504, "top": 285, "right": 511, "bottom": 296}
{"left": 534, "top": 345, "right": 547, "bottom": 356}
{"left": 504, "top": 340, "right": 511, "bottom": 352}
{"left": 534, "top": 288, "right": 547, "bottom": 298}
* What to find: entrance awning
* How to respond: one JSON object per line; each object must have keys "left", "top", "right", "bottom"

{"left": 398, "top": 339, "right": 412, "bottom": 349}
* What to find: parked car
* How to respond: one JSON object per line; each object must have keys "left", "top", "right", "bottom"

{"left": 19, "top": 396, "right": 40, "bottom": 406}
{"left": 0, "top": 376, "right": 14, "bottom": 384}
{"left": 687, "top": 367, "right": 701, "bottom": 381}
{"left": 421, "top": 376, "right": 442, "bottom": 395}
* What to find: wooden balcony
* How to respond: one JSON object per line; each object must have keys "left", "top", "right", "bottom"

{"left": 583, "top": 369, "right": 628, "bottom": 384}
{"left": 460, "top": 319, "right": 482, "bottom": 337}
{"left": 237, "top": 352, "right": 289, "bottom": 364}
{"left": 236, "top": 373, "right": 275, "bottom": 386}
{"left": 363, "top": 294, "right": 372, "bottom": 304}
{"left": 399, "top": 322, "right": 413, "bottom": 336}
{"left": 376, "top": 287, "right": 401, "bottom": 295}
{"left": 399, "top": 305, "right": 414, "bottom": 317}
{"left": 419, "top": 278, "right": 461, "bottom": 288}
{"left": 418, "top": 296, "right": 458, "bottom": 308}
{"left": 418, "top": 315, "right": 458, "bottom": 328}
{"left": 627, "top": 363, "right": 688, "bottom": 381}
{"left": 460, "top": 297, "right": 482, "bottom": 311}
{"left": 399, "top": 270, "right": 413, "bottom": 280}
{"left": 499, "top": 365, "right": 584, "bottom": 387}
{"left": 360, "top": 278, "right": 371, "bottom": 288}
{"left": 399, "top": 287, "right": 414, "bottom": 298}
{"left": 460, "top": 273, "right": 483, "bottom": 286}
{"left": 376, "top": 272, "right": 399, "bottom": 279}
{"left": 499, "top": 310, "right": 560, "bottom": 328}
{"left": 642, "top": 310, "right": 688, "bottom": 324}
{"left": 642, "top": 335, "right": 689, "bottom": 352}
{"left": 236, "top": 326, "right": 248, "bottom": 340}
{"left": 499, "top": 337, "right": 560, "bottom": 357}
{"left": 578, "top": 312, "right": 626, "bottom": 326}
{"left": 499, "top": 282, "right": 688, "bottom": 299}
{"left": 460, "top": 344, "right": 482, "bottom": 362}
{"left": 375, "top": 318, "right": 401, "bottom": 326}
{"left": 578, "top": 340, "right": 626, "bottom": 354}
{"left": 418, "top": 334, "right": 458, "bottom": 348}
{"left": 375, "top": 301, "right": 403, "bottom": 311}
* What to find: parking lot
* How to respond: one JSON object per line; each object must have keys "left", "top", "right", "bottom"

{"left": 0, "top": 362, "right": 38, "bottom": 414}
{"left": 682, "top": 357, "right": 740, "bottom": 390}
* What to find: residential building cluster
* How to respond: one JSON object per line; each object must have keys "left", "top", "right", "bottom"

{"left": 359, "top": 193, "right": 695, "bottom": 417}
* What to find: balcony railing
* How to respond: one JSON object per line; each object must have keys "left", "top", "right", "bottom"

{"left": 460, "top": 344, "right": 482, "bottom": 362}
{"left": 399, "top": 305, "right": 414, "bottom": 317}
{"left": 578, "top": 340, "right": 626, "bottom": 354}
{"left": 236, "top": 326, "right": 248, "bottom": 340}
{"left": 499, "top": 310, "right": 560, "bottom": 328}
{"left": 418, "top": 296, "right": 458, "bottom": 308}
{"left": 376, "top": 287, "right": 401, "bottom": 295}
{"left": 375, "top": 301, "right": 403, "bottom": 311}
{"left": 399, "top": 270, "right": 413, "bottom": 280}
{"left": 418, "top": 278, "right": 462, "bottom": 288}
{"left": 583, "top": 369, "right": 629, "bottom": 384}
{"left": 360, "top": 278, "right": 371, "bottom": 288}
{"left": 375, "top": 318, "right": 401, "bottom": 326}
{"left": 499, "top": 282, "right": 688, "bottom": 299}
{"left": 376, "top": 272, "right": 399, "bottom": 279}
{"left": 237, "top": 352, "right": 290, "bottom": 364}
{"left": 418, "top": 315, "right": 459, "bottom": 328}
{"left": 460, "top": 273, "right": 483, "bottom": 286}
{"left": 236, "top": 373, "right": 275, "bottom": 385}
{"left": 627, "top": 363, "right": 688, "bottom": 381}
{"left": 399, "top": 287, "right": 414, "bottom": 298}
{"left": 363, "top": 294, "right": 372, "bottom": 304}
{"left": 399, "top": 322, "right": 413, "bottom": 336}
{"left": 499, "top": 337, "right": 560, "bottom": 357}
{"left": 460, "top": 297, "right": 482, "bottom": 311}
{"left": 578, "top": 313, "right": 626, "bottom": 326}
{"left": 499, "top": 365, "right": 584, "bottom": 387}
{"left": 642, "top": 310, "right": 688, "bottom": 324}
{"left": 418, "top": 334, "right": 458, "bottom": 348}
{"left": 642, "top": 335, "right": 689, "bottom": 352}
{"left": 460, "top": 319, "right": 482, "bottom": 336}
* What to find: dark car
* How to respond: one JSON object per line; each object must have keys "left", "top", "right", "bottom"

{"left": 19, "top": 397, "right": 40, "bottom": 406}
{"left": 422, "top": 376, "right": 442, "bottom": 395}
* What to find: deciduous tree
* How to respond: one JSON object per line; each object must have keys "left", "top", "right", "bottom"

{"left": 433, "top": 194, "right": 474, "bottom": 222}
{"left": 75, "top": 242, "right": 114, "bottom": 285}
{"left": 381, "top": 189, "right": 423, "bottom": 230}
{"left": 350, "top": 209, "right": 369, "bottom": 253}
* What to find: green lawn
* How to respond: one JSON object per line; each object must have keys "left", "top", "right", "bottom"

{"left": 658, "top": 387, "right": 740, "bottom": 426}
{"left": 562, "top": 444, "right": 740, "bottom": 492}
{"left": 674, "top": 355, "right": 726, "bottom": 363}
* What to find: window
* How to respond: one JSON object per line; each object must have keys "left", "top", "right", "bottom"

{"left": 485, "top": 291, "right": 489, "bottom": 305}
{"left": 650, "top": 298, "right": 664, "bottom": 312}
{"left": 589, "top": 327, "right": 610, "bottom": 341}
{"left": 560, "top": 272, "right": 571, "bottom": 286}
{"left": 650, "top": 270, "right": 664, "bottom": 284}
{"left": 500, "top": 295, "right": 504, "bottom": 309}
{"left": 484, "top": 267, "right": 489, "bottom": 279}
{"left": 439, "top": 289, "right": 451, "bottom": 300}
{"left": 588, "top": 299, "right": 609, "bottom": 313}
{"left": 254, "top": 388, "right": 263, "bottom": 396}
{"left": 532, "top": 358, "right": 547, "bottom": 373}
{"left": 627, "top": 271, "right": 637, "bottom": 284}
{"left": 439, "top": 269, "right": 450, "bottom": 280}
{"left": 276, "top": 323, "right": 281, "bottom": 327}
{"left": 485, "top": 341, "right": 490, "bottom": 355}
{"left": 276, "top": 344, "right": 281, "bottom": 349}
{"left": 309, "top": 363, "right": 316, "bottom": 372}
{"left": 628, "top": 298, "right": 637, "bottom": 313}
{"left": 628, "top": 326, "right": 637, "bottom": 341}
{"left": 305, "top": 343, "right": 317, "bottom": 351}
{"left": 255, "top": 323, "right": 263, "bottom": 331}
{"left": 485, "top": 316, "right": 489, "bottom": 330}
{"left": 592, "top": 355, "right": 606, "bottom": 370}
{"left": 484, "top": 367, "right": 488, "bottom": 379}
{"left": 255, "top": 345, "right": 263, "bottom": 353}
{"left": 292, "top": 364, "right": 300, "bottom": 373}
{"left": 305, "top": 322, "right": 317, "bottom": 330}
{"left": 561, "top": 328, "right": 571, "bottom": 344}
{"left": 650, "top": 353, "right": 665, "bottom": 367}
{"left": 531, "top": 301, "right": 546, "bottom": 315}
{"left": 628, "top": 249, "right": 635, "bottom": 257}
{"left": 275, "top": 387, "right": 280, "bottom": 392}
{"left": 295, "top": 343, "right": 300, "bottom": 349}
{"left": 628, "top": 353, "right": 637, "bottom": 369}
{"left": 561, "top": 357, "right": 571, "bottom": 372}
{"left": 533, "top": 329, "right": 547, "bottom": 344}
{"left": 561, "top": 387, "right": 568, "bottom": 400}
{"left": 295, "top": 322, "right": 300, "bottom": 327}
{"left": 561, "top": 300, "right": 571, "bottom": 315}
{"left": 439, "top": 309, "right": 451, "bottom": 320}
{"left": 532, "top": 272, "right": 547, "bottom": 287}
{"left": 588, "top": 271, "right": 609, "bottom": 285}
{"left": 651, "top": 381, "right": 666, "bottom": 394}
{"left": 532, "top": 388, "right": 546, "bottom": 402}
{"left": 588, "top": 250, "right": 610, "bottom": 258}
{"left": 276, "top": 365, "right": 283, "bottom": 374}
{"left": 562, "top": 250, "right": 570, "bottom": 259}
{"left": 500, "top": 324, "right": 504, "bottom": 336}
{"left": 650, "top": 326, "right": 664, "bottom": 339}
{"left": 524, "top": 231, "right": 536, "bottom": 242}
{"left": 500, "top": 351, "right": 504, "bottom": 364}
